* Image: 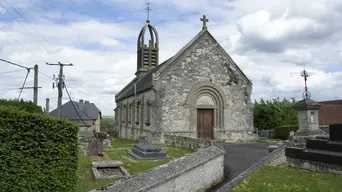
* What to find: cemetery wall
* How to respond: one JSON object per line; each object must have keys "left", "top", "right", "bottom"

{"left": 163, "top": 134, "right": 224, "bottom": 151}
{"left": 89, "top": 146, "right": 225, "bottom": 192}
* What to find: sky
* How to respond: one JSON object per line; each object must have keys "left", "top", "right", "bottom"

{"left": 0, "top": 0, "right": 342, "bottom": 116}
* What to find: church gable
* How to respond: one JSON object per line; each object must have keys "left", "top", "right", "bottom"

{"left": 153, "top": 30, "right": 251, "bottom": 87}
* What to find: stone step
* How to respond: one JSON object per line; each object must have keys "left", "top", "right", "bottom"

{"left": 285, "top": 147, "right": 342, "bottom": 166}
{"left": 306, "top": 139, "right": 342, "bottom": 153}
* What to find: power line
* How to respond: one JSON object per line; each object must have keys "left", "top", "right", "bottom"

{"left": 0, "top": 58, "right": 31, "bottom": 70}
{"left": 3, "top": 0, "right": 58, "bottom": 53}
{"left": 0, "top": 69, "right": 26, "bottom": 75}
{"left": 64, "top": 82, "right": 91, "bottom": 128}
{"left": 38, "top": 70, "right": 53, "bottom": 80}
{"left": 18, "top": 69, "right": 30, "bottom": 100}
{"left": 0, "top": 1, "right": 52, "bottom": 55}
{"left": 0, "top": 29, "right": 46, "bottom": 63}
{"left": 68, "top": 85, "right": 93, "bottom": 97}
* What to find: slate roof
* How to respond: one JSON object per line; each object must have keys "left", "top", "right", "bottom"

{"left": 318, "top": 100, "right": 342, "bottom": 125}
{"left": 115, "top": 29, "right": 252, "bottom": 102}
{"left": 49, "top": 100, "right": 102, "bottom": 120}
{"left": 115, "top": 58, "right": 171, "bottom": 101}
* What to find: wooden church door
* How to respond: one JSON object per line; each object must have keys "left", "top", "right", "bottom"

{"left": 197, "top": 109, "right": 214, "bottom": 139}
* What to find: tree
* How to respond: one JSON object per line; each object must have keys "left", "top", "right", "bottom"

{"left": 253, "top": 97, "right": 298, "bottom": 130}
{"left": 0, "top": 98, "right": 43, "bottom": 113}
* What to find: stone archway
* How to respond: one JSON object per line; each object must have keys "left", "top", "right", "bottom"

{"left": 185, "top": 81, "right": 226, "bottom": 139}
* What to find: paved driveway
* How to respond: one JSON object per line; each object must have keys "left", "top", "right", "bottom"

{"left": 223, "top": 142, "right": 269, "bottom": 180}
{"left": 208, "top": 142, "right": 269, "bottom": 191}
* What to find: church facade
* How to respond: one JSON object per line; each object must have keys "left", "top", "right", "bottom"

{"left": 114, "top": 16, "right": 256, "bottom": 143}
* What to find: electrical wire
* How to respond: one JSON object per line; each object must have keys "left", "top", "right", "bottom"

{"left": 0, "top": 69, "right": 25, "bottom": 75}
{"left": 64, "top": 83, "right": 91, "bottom": 128}
{"left": 18, "top": 69, "right": 30, "bottom": 100}
{"left": 0, "top": 1, "right": 52, "bottom": 55}
{"left": 3, "top": 0, "right": 58, "bottom": 53}
{"left": 0, "top": 29, "right": 46, "bottom": 63}
{"left": 38, "top": 70, "right": 53, "bottom": 80}
{"left": 0, "top": 58, "right": 30, "bottom": 69}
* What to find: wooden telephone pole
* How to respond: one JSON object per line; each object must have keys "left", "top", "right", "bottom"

{"left": 46, "top": 62, "right": 73, "bottom": 118}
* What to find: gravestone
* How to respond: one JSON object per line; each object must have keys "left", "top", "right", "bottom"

{"left": 128, "top": 136, "right": 172, "bottom": 160}
{"left": 329, "top": 124, "right": 342, "bottom": 142}
{"left": 92, "top": 160, "right": 130, "bottom": 180}
{"left": 286, "top": 124, "right": 342, "bottom": 169}
{"left": 87, "top": 132, "right": 110, "bottom": 156}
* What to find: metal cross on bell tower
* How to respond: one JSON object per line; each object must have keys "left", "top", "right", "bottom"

{"left": 300, "top": 69, "right": 311, "bottom": 100}
{"left": 145, "top": 2, "right": 152, "bottom": 22}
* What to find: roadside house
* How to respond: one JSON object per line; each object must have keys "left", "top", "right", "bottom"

{"left": 49, "top": 99, "right": 102, "bottom": 137}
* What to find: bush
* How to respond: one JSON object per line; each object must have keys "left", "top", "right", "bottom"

{"left": 0, "top": 106, "right": 79, "bottom": 192}
{"left": 0, "top": 98, "right": 43, "bottom": 113}
{"left": 273, "top": 125, "right": 299, "bottom": 140}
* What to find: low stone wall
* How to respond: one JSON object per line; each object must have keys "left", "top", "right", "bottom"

{"left": 89, "top": 146, "right": 225, "bottom": 192}
{"left": 287, "top": 157, "right": 342, "bottom": 175}
{"left": 164, "top": 134, "right": 224, "bottom": 151}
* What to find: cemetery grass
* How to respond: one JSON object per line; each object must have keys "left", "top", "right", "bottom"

{"left": 76, "top": 138, "right": 193, "bottom": 192}
{"left": 232, "top": 166, "right": 342, "bottom": 192}
{"left": 253, "top": 138, "right": 284, "bottom": 144}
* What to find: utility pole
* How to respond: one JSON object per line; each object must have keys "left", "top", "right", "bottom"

{"left": 47, "top": 62, "right": 73, "bottom": 118}
{"left": 18, "top": 64, "right": 41, "bottom": 103}
{"left": 33, "top": 64, "right": 38, "bottom": 104}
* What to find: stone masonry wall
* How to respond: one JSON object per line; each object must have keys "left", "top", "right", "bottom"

{"left": 164, "top": 134, "right": 224, "bottom": 151}
{"left": 153, "top": 32, "right": 254, "bottom": 142}
{"left": 115, "top": 89, "right": 159, "bottom": 142}
{"left": 89, "top": 146, "right": 225, "bottom": 192}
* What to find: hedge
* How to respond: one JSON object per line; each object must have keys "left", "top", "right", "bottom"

{"left": 0, "top": 106, "right": 79, "bottom": 192}
{"left": 0, "top": 98, "right": 42, "bottom": 113}
{"left": 273, "top": 125, "right": 299, "bottom": 140}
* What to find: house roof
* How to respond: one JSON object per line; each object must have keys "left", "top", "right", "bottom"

{"left": 319, "top": 100, "right": 342, "bottom": 105}
{"left": 49, "top": 100, "right": 101, "bottom": 120}
{"left": 115, "top": 29, "right": 252, "bottom": 102}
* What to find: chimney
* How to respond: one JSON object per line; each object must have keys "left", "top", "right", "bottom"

{"left": 45, "top": 98, "right": 50, "bottom": 114}
{"left": 85, "top": 100, "right": 89, "bottom": 104}
{"left": 79, "top": 99, "right": 84, "bottom": 109}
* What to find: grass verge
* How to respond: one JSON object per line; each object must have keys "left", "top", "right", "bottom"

{"left": 231, "top": 166, "right": 342, "bottom": 192}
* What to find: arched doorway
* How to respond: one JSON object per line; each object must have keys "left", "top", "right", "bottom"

{"left": 185, "top": 81, "right": 226, "bottom": 140}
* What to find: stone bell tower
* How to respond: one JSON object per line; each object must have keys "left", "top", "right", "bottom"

{"left": 135, "top": 17, "right": 159, "bottom": 78}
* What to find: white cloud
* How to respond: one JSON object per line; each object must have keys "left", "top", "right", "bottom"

{"left": 1, "top": 0, "right": 342, "bottom": 115}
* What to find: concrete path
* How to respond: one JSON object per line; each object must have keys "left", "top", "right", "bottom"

{"left": 208, "top": 142, "right": 269, "bottom": 191}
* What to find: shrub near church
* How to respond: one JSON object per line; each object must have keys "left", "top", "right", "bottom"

{"left": 0, "top": 106, "right": 79, "bottom": 192}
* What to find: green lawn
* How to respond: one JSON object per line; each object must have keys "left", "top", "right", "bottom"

{"left": 253, "top": 138, "right": 284, "bottom": 144}
{"left": 76, "top": 138, "right": 193, "bottom": 192}
{"left": 232, "top": 166, "right": 342, "bottom": 192}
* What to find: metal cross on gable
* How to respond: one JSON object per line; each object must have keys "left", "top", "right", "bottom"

{"left": 200, "top": 15, "right": 209, "bottom": 30}
{"left": 300, "top": 69, "right": 311, "bottom": 100}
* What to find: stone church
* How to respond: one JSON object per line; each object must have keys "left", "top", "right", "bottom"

{"left": 114, "top": 15, "right": 255, "bottom": 143}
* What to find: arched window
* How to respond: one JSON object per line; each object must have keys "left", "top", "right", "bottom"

{"left": 145, "top": 101, "right": 151, "bottom": 126}
{"left": 128, "top": 103, "right": 132, "bottom": 124}
{"left": 136, "top": 100, "right": 140, "bottom": 125}
{"left": 123, "top": 104, "right": 127, "bottom": 124}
